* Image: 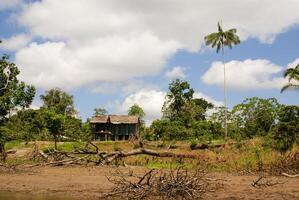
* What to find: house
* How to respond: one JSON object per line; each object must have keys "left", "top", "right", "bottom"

{"left": 89, "top": 115, "right": 140, "bottom": 140}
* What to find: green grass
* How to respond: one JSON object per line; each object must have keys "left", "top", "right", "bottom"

{"left": 5, "top": 140, "right": 33, "bottom": 150}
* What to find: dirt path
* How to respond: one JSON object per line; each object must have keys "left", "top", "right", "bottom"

{"left": 0, "top": 166, "right": 298, "bottom": 199}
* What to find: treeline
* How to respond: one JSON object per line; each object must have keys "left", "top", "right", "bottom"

{"left": 145, "top": 79, "right": 299, "bottom": 152}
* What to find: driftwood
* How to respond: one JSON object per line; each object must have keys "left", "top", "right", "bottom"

{"left": 104, "top": 167, "right": 210, "bottom": 200}
{"left": 281, "top": 172, "right": 299, "bottom": 178}
{"left": 25, "top": 140, "right": 200, "bottom": 167}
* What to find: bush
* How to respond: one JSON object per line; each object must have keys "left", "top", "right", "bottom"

{"left": 268, "top": 122, "right": 299, "bottom": 152}
{"left": 189, "top": 140, "right": 198, "bottom": 150}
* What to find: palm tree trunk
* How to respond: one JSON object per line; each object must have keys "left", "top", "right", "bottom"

{"left": 222, "top": 47, "right": 228, "bottom": 141}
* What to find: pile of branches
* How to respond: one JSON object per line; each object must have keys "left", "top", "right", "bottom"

{"left": 104, "top": 167, "right": 211, "bottom": 200}
{"left": 270, "top": 150, "right": 299, "bottom": 176}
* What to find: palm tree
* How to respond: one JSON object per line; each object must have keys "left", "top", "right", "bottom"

{"left": 204, "top": 21, "right": 240, "bottom": 141}
{"left": 281, "top": 64, "right": 299, "bottom": 93}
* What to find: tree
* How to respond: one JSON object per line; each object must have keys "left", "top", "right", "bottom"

{"left": 128, "top": 104, "right": 145, "bottom": 119}
{"left": 162, "top": 79, "right": 194, "bottom": 120}
{"left": 231, "top": 97, "right": 282, "bottom": 138}
{"left": 0, "top": 55, "right": 35, "bottom": 160}
{"left": 204, "top": 21, "right": 240, "bottom": 140}
{"left": 40, "top": 88, "right": 76, "bottom": 116}
{"left": 42, "top": 108, "right": 64, "bottom": 150}
{"left": 281, "top": 64, "right": 299, "bottom": 93}
{"left": 93, "top": 107, "right": 108, "bottom": 116}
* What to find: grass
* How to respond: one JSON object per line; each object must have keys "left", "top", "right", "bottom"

{"left": 5, "top": 140, "right": 33, "bottom": 150}
{"left": 3, "top": 138, "right": 294, "bottom": 173}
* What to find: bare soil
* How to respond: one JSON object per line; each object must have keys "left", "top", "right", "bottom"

{"left": 0, "top": 166, "right": 298, "bottom": 200}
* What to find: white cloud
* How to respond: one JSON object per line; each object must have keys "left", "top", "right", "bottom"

{"left": 11, "top": 0, "right": 299, "bottom": 90}
{"left": 15, "top": 34, "right": 178, "bottom": 89}
{"left": 165, "top": 66, "right": 186, "bottom": 80}
{"left": 116, "top": 89, "right": 166, "bottom": 125}
{"left": 1, "top": 34, "right": 31, "bottom": 51}
{"left": 201, "top": 59, "right": 287, "bottom": 90}
{"left": 0, "top": 0, "right": 22, "bottom": 10}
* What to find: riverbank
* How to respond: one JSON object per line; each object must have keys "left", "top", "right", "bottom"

{"left": 0, "top": 166, "right": 298, "bottom": 200}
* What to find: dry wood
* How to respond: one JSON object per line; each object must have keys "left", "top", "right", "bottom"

{"left": 104, "top": 167, "right": 211, "bottom": 200}
{"left": 281, "top": 172, "right": 299, "bottom": 178}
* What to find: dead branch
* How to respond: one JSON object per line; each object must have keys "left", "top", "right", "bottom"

{"left": 104, "top": 167, "right": 211, "bottom": 200}
{"left": 281, "top": 172, "right": 299, "bottom": 178}
{"left": 252, "top": 176, "right": 284, "bottom": 188}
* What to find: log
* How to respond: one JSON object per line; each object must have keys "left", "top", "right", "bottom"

{"left": 281, "top": 173, "right": 299, "bottom": 178}
{"left": 103, "top": 148, "right": 198, "bottom": 163}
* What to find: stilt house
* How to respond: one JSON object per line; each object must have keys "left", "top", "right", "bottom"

{"left": 89, "top": 115, "right": 140, "bottom": 140}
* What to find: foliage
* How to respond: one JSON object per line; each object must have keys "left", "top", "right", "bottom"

{"left": 281, "top": 63, "right": 299, "bottom": 93}
{"left": 162, "top": 79, "right": 194, "bottom": 120}
{"left": 0, "top": 54, "right": 35, "bottom": 159}
{"left": 151, "top": 119, "right": 222, "bottom": 141}
{"left": 204, "top": 21, "right": 241, "bottom": 54}
{"left": 268, "top": 105, "right": 299, "bottom": 151}
{"left": 230, "top": 97, "right": 281, "bottom": 138}
{"left": 93, "top": 107, "right": 108, "bottom": 116}
{"left": 128, "top": 104, "right": 145, "bottom": 119}
{"left": 40, "top": 88, "right": 76, "bottom": 116}
{"left": 42, "top": 108, "right": 64, "bottom": 149}
{"left": 189, "top": 139, "right": 198, "bottom": 150}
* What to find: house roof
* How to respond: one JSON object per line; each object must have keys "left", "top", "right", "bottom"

{"left": 89, "top": 115, "right": 109, "bottom": 123}
{"left": 110, "top": 115, "right": 139, "bottom": 124}
{"left": 89, "top": 115, "right": 139, "bottom": 124}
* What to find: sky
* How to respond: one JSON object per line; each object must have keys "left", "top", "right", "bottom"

{"left": 0, "top": 0, "right": 299, "bottom": 124}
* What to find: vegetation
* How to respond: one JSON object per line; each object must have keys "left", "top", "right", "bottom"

{"left": 0, "top": 54, "right": 35, "bottom": 160}
{"left": 0, "top": 27, "right": 298, "bottom": 177}
{"left": 204, "top": 21, "right": 240, "bottom": 140}
{"left": 281, "top": 63, "right": 299, "bottom": 93}
{"left": 93, "top": 107, "right": 108, "bottom": 116}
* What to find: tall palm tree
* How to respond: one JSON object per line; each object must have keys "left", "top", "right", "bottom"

{"left": 204, "top": 21, "right": 240, "bottom": 141}
{"left": 281, "top": 64, "right": 299, "bottom": 93}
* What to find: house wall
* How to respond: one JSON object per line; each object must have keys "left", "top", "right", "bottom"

{"left": 93, "top": 123, "right": 138, "bottom": 140}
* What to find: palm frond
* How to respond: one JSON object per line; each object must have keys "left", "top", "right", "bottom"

{"left": 281, "top": 83, "right": 299, "bottom": 93}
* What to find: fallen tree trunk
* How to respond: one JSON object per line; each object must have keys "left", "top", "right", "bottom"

{"left": 281, "top": 172, "right": 299, "bottom": 178}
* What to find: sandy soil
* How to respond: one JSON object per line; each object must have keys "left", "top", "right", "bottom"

{"left": 0, "top": 166, "right": 298, "bottom": 200}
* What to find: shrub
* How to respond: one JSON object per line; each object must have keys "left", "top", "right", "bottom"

{"left": 189, "top": 140, "right": 198, "bottom": 150}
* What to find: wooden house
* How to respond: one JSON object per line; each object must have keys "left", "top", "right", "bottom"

{"left": 89, "top": 115, "right": 140, "bottom": 140}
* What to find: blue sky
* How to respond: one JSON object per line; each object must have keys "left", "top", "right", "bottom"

{"left": 0, "top": 0, "right": 299, "bottom": 123}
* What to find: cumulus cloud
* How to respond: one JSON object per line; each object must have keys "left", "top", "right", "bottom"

{"left": 1, "top": 34, "right": 31, "bottom": 51}
{"left": 15, "top": 34, "right": 178, "bottom": 89}
{"left": 115, "top": 88, "right": 222, "bottom": 125}
{"left": 0, "top": 0, "right": 22, "bottom": 10}
{"left": 11, "top": 0, "right": 299, "bottom": 90}
{"left": 165, "top": 66, "right": 186, "bottom": 80}
{"left": 116, "top": 89, "right": 166, "bottom": 125}
{"left": 201, "top": 59, "right": 287, "bottom": 90}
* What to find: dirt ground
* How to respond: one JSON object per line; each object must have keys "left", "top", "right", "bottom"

{"left": 0, "top": 166, "right": 298, "bottom": 200}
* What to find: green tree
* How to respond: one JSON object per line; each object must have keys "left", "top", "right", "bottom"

{"left": 93, "top": 107, "right": 108, "bottom": 116}
{"left": 128, "top": 104, "right": 145, "bottom": 119}
{"left": 42, "top": 109, "right": 65, "bottom": 150}
{"left": 204, "top": 21, "right": 240, "bottom": 140}
{"left": 231, "top": 97, "right": 282, "bottom": 137}
{"left": 281, "top": 64, "right": 299, "bottom": 93}
{"left": 40, "top": 88, "right": 76, "bottom": 116}
{"left": 0, "top": 55, "right": 35, "bottom": 160}
{"left": 162, "top": 79, "right": 194, "bottom": 120}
